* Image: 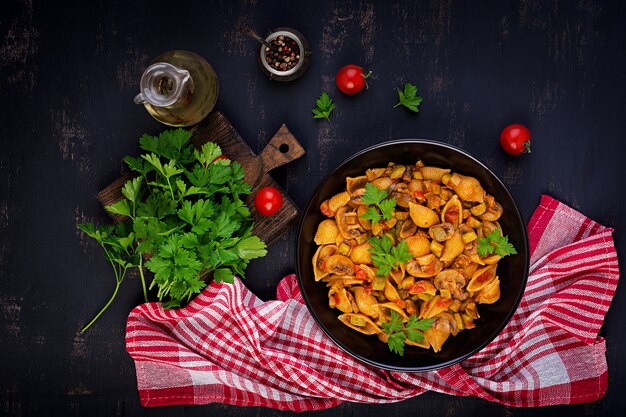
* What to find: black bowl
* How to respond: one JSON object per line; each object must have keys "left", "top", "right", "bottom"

{"left": 295, "top": 139, "right": 529, "bottom": 372}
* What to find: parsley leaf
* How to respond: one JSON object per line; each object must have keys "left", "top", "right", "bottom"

{"left": 477, "top": 228, "right": 517, "bottom": 257}
{"left": 393, "top": 82, "right": 423, "bottom": 112}
{"left": 361, "top": 183, "right": 387, "bottom": 205}
{"left": 359, "top": 183, "right": 397, "bottom": 225}
{"left": 78, "top": 129, "right": 268, "bottom": 332}
{"left": 368, "top": 235, "right": 413, "bottom": 277}
{"left": 312, "top": 92, "right": 334, "bottom": 122}
{"left": 381, "top": 311, "right": 433, "bottom": 356}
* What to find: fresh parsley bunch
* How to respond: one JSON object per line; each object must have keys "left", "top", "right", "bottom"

{"left": 79, "top": 129, "right": 267, "bottom": 331}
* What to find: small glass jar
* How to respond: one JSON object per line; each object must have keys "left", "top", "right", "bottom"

{"left": 134, "top": 50, "right": 218, "bottom": 127}
{"left": 258, "top": 27, "right": 311, "bottom": 81}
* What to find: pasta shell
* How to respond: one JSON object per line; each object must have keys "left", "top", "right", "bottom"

{"left": 448, "top": 173, "right": 485, "bottom": 203}
{"left": 420, "top": 295, "right": 453, "bottom": 319}
{"left": 475, "top": 277, "right": 501, "bottom": 304}
{"left": 328, "top": 191, "right": 351, "bottom": 214}
{"left": 356, "top": 205, "right": 372, "bottom": 230}
{"left": 405, "top": 235, "right": 431, "bottom": 257}
{"left": 467, "top": 264, "right": 497, "bottom": 292}
{"left": 324, "top": 254, "right": 355, "bottom": 276}
{"left": 441, "top": 195, "right": 463, "bottom": 228}
{"left": 421, "top": 166, "right": 451, "bottom": 182}
{"left": 409, "top": 202, "right": 439, "bottom": 228}
{"left": 440, "top": 232, "right": 465, "bottom": 265}
{"left": 312, "top": 245, "right": 336, "bottom": 281}
{"left": 346, "top": 176, "right": 368, "bottom": 194}
{"left": 423, "top": 327, "right": 450, "bottom": 353}
{"left": 432, "top": 312, "right": 458, "bottom": 335}
{"left": 314, "top": 219, "right": 339, "bottom": 245}
{"left": 408, "top": 279, "right": 437, "bottom": 296}
{"left": 328, "top": 284, "right": 356, "bottom": 313}
{"left": 405, "top": 333, "right": 430, "bottom": 349}
{"left": 350, "top": 242, "right": 373, "bottom": 265}
{"left": 371, "top": 177, "right": 393, "bottom": 190}
{"left": 389, "top": 265, "right": 405, "bottom": 286}
{"left": 399, "top": 276, "right": 415, "bottom": 290}
{"left": 404, "top": 299, "right": 418, "bottom": 316}
{"left": 352, "top": 286, "right": 379, "bottom": 318}
{"left": 338, "top": 313, "right": 381, "bottom": 335}
{"left": 384, "top": 279, "right": 405, "bottom": 307}
{"left": 375, "top": 302, "right": 409, "bottom": 320}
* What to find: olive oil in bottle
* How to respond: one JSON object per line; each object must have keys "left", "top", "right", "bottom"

{"left": 134, "top": 50, "right": 218, "bottom": 127}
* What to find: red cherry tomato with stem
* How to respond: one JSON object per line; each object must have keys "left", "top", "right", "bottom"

{"left": 500, "top": 124, "right": 531, "bottom": 155}
{"left": 254, "top": 186, "right": 283, "bottom": 216}
{"left": 335, "top": 64, "right": 372, "bottom": 95}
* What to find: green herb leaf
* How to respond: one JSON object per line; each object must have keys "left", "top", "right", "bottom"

{"left": 394, "top": 82, "right": 423, "bottom": 113}
{"left": 477, "top": 228, "right": 517, "bottom": 257}
{"left": 361, "top": 183, "right": 387, "bottom": 205}
{"left": 105, "top": 199, "right": 131, "bottom": 217}
{"left": 378, "top": 198, "right": 397, "bottom": 220}
{"left": 360, "top": 206, "right": 382, "bottom": 224}
{"left": 312, "top": 92, "right": 334, "bottom": 122}
{"left": 368, "top": 235, "right": 413, "bottom": 278}
{"left": 78, "top": 129, "right": 268, "bottom": 331}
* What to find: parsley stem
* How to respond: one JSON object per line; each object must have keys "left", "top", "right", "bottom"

{"left": 81, "top": 270, "right": 124, "bottom": 333}
{"left": 138, "top": 256, "right": 148, "bottom": 303}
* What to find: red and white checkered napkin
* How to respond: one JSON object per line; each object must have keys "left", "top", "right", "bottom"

{"left": 126, "top": 195, "right": 619, "bottom": 411}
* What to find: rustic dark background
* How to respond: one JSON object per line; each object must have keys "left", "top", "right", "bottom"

{"left": 1, "top": 0, "right": 625, "bottom": 415}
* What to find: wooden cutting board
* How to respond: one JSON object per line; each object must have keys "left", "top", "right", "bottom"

{"left": 96, "top": 112, "right": 305, "bottom": 245}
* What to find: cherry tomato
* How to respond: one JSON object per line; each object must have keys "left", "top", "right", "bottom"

{"left": 335, "top": 64, "right": 371, "bottom": 95}
{"left": 500, "top": 124, "right": 531, "bottom": 155}
{"left": 254, "top": 186, "right": 283, "bottom": 216}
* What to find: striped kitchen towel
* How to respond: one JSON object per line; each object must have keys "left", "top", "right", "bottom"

{"left": 126, "top": 195, "right": 619, "bottom": 410}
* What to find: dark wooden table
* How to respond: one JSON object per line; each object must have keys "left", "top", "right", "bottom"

{"left": 2, "top": 0, "right": 625, "bottom": 415}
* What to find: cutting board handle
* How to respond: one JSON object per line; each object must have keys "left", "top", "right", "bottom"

{"left": 260, "top": 124, "right": 306, "bottom": 173}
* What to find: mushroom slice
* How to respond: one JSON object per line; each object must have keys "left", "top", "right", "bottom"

{"left": 441, "top": 195, "right": 463, "bottom": 228}
{"left": 398, "top": 219, "right": 418, "bottom": 239}
{"left": 467, "top": 264, "right": 497, "bottom": 292}
{"left": 433, "top": 269, "right": 466, "bottom": 297}
{"left": 338, "top": 313, "right": 381, "bottom": 335}
{"left": 314, "top": 219, "right": 339, "bottom": 245}
{"left": 336, "top": 206, "right": 362, "bottom": 240}
{"left": 480, "top": 201, "right": 503, "bottom": 222}
{"left": 409, "top": 202, "right": 439, "bottom": 228}
{"left": 406, "top": 256, "right": 444, "bottom": 278}
{"left": 428, "top": 222, "right": 455, "bottom": 242}
{"left": 448, "top": 173, "right": 485, "bottom": 202}
{"left": 324, "top": 254, "right": 355, "bottom": 276}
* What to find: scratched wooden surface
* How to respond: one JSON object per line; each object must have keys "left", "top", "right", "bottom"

{"left": 1, "top": 0, "right": 625, "bottom": 416}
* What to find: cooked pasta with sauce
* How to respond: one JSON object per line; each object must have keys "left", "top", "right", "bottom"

{"left": 312, "top": 161, "right": 512, "bottom": 353}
